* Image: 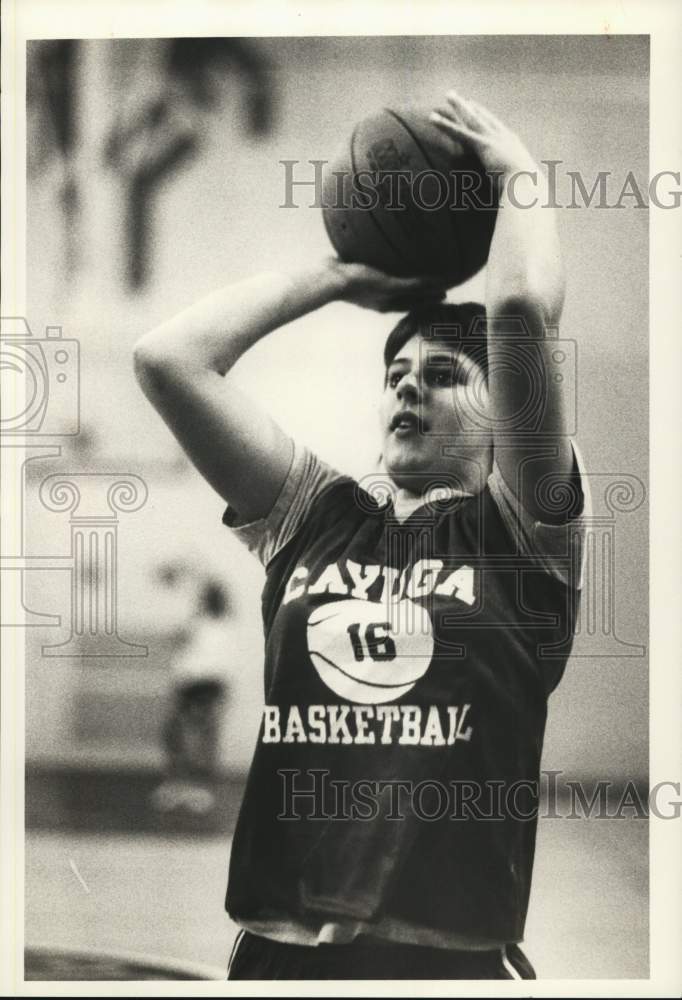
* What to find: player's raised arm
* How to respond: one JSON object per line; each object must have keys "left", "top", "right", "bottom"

{"left": 133, "top": 261, "right": 445, "bottom": 523}
{"left": 431, "top": 91, "right": 576, "bottom": 522}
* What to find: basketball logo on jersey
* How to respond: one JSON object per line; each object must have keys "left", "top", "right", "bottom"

{"left": 306, "top": 598, "right": 434, "bottom": 703}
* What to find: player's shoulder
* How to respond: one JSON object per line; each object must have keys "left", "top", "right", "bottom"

{"left": 485, "top": 441, "right": 591, "bottom": 589}
{"left": 224, "top": 440, "right": 358, "bottom": 569}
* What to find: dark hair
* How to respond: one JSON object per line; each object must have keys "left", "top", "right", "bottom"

{"left": 200, "top": 580, "right": 229, "bottom": 618}
{"left": 383, "top": 302, "right": 488, "bottom": 379}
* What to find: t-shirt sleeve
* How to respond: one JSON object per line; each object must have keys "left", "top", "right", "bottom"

{"left": 487, "top": 440, "right": 592, "bottom": 589}
{"left": 222, "top": 440, "right": 344, "bottom": 567}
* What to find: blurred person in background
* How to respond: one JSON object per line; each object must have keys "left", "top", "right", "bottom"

{"left": 151, "top": 577, "right": 233, "bottom": 815}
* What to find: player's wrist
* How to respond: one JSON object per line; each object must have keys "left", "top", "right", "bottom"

{"left": 319, "top": 256, "right": 353, "bottom": 300}
{"left": 275, "top": 259, "right": 351, "bottom": 314}
{"left": 487, "top": 154, "right": 537, "bottom": 183}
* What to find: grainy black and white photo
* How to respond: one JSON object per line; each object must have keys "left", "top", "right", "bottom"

{"left": 2, "top": 3, "right": 681, "bottom": 992}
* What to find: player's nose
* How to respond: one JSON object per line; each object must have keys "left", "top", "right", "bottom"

{"left": 396, "top": 371, "right": 421, "bottom": 403}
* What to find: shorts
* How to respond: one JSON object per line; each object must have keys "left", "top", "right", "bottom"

{"left": 227, "top": 930, "right": 536, "bottom": 980}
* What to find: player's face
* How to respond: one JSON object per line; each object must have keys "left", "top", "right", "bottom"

{"left": 380, "top": 333, "right": 493, "bottom": 493}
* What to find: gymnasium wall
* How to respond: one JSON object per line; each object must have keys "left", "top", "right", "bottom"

{"left": 22, "top": 35, "right": 649, "bottom": 782}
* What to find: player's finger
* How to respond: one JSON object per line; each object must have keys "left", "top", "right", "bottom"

{"left": 430, "top": 111, "right": 479, "bottom": 145}
{"left": 432, "top": 106, "right": 460, "bottom": 129}
{"left": 385, "top": 273, "right": 446, "bottom": 293}
{"left": 467, "top": 98, "right": 502, "bottom": 129}
{"left": 444, "top": 90, "right": 481, "bottom": 129}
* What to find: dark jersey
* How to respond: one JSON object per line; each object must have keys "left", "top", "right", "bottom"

{"left": 223, "top": 444, "right": 588, "bottom": 948}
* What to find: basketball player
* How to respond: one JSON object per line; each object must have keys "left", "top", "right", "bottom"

{"left": 134, "top": 91, "right": 589, "bottom": 979}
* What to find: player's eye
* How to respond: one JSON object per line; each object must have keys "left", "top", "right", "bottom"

{"left": 387, "top": 370, "right": 404, "bottom": 389}
{"left": 426, "top": 366, "right": 456, "bottom": 387}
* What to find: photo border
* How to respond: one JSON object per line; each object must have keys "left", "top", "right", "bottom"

{"left": 2, "top": 1, "right": 680, "bottom": 996}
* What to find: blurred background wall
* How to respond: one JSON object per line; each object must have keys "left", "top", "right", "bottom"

{"left": 21, "top": 34, "right": 648, "bottom": 790}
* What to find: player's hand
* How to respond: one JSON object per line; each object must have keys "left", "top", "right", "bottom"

{"left": 328, "top": 259, "right": 447, "bottom": 314}
{"left": 430, "top": 90, "right": 536, "bottom": 177}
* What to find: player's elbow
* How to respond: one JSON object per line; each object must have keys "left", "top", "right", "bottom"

{"left": 133, "top": 335, "right": 161, "bottom": 387}
{"left": 133, "top": 334, "right": 186, "bottom": 402}
{"left": 488, "top": 290, "right": 559, "bottom": 338}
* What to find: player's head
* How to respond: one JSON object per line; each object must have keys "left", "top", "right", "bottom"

{"left": 383, "top": 302, "right": 489, "bottom": 380}
{"left": 380, "top": 302, "right": 492, "bottom": 494}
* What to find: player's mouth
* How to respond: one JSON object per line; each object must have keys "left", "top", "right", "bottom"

{"left": 390, "top": 410, "right": 429, "bottom": 436}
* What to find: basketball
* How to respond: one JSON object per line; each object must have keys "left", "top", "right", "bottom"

{"left": 306, "top": 598, "right": 434, "bottom": 704}
{"left": 322, "top": 107, "right": 498, "bottom": 287}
